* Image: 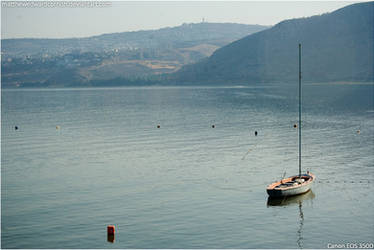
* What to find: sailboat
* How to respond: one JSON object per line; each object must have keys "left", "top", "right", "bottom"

{"left": 266, "top": 44, "right": 315, "bottom": 198}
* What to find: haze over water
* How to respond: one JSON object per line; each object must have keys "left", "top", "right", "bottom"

{"left": 1, "top": 84, "right": 373, "bottom": 248}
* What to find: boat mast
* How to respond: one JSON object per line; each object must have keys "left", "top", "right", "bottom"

{"left": 298, "top": 43, "right": 302, "bottom": 177}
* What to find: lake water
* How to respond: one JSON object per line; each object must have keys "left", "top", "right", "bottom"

{"left": 1, "top": 84, "right": 373, "bottom": 248}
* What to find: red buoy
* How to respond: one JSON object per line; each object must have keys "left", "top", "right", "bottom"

{"left": 107, "top": 225, "right": 115, "bottom": 235}
{"left": 107, "top": 225, "right": 115, "bottom": 243}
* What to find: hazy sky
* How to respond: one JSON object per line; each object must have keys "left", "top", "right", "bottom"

{"left": 1, "top": 1, "right": 359, "bottom": 39}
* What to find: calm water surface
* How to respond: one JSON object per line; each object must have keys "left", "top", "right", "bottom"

{"left": 1, "top": 84, "right": 373, "bottom": 248}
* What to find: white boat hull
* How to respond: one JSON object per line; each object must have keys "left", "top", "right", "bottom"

{"left": 266, "top": 173, "right": 315, "bottom": 198}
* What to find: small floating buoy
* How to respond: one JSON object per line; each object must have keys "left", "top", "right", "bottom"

{"left": 14, "top": 126, "right": 18, "bottom": 130}
{"left": 356, "top": 130, "right": 360, "bottom": 134}
{"left": 254, "top": 131, "right": 258, "bottom": 136}
{"left": 212, "top": 125, "right": 215, "bottom": 128}
{"left": 157, "top": 124, "right": 160, "bottom": 128}
{"left": 107, "top": 225, "right": 115, "bottom": 243}
{"left": 56, "top": 125, "right": 60, "bottom": 130}
{"left": 293, "top": 124, "right": 297, "bottom": 128}
{"left": 107, "top": 225, "right": 115, "bottom": 235}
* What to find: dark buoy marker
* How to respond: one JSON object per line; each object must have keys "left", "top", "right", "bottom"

{"left": 15, "top": 126, "right": 18, "bottom": 130}
{"left": 212, "top": 124, "right": 215, "bottom": 128}
{"left": 254, "top": 131, "right": 258, "bottom": 136}
{"left": 157, "top": 124, "right": 160, "bottom": 128}
{"left": 107, "top": 225, "right": 115, "bottom": 243}
{"left": 293, "top": 124, "right": 298, "bottom": 128}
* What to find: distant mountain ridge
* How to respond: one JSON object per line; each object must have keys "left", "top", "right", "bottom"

{"left": 1, "top": 22, "right": 268, "bottom": 87}
{"left": 2, "top": 23, "right": 267, "bottom": 57}
{"left": 2, "top": 2, "right": 373, "bottom": 88}
{"left": 172, "top": 2, "right": 374, "bottom": 84}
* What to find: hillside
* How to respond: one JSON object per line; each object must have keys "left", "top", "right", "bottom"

{"left": 172, "top": 2, "right": 374, "bottom": 84}
{"left": 1, "top": 23, "right": 268, "bottom": 87}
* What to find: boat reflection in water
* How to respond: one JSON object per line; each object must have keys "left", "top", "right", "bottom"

{"left": 107, "top": 234, "right": 115, "bottom": 243}
{"left": 267, "top": 189, "right": 315, "bottom": 207}
{"left": 267, "top": 190, "right": 315, "bottom": 249}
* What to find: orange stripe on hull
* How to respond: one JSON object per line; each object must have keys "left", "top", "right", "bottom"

{"left": 267, "top": 173, "right": 315, "bottom": 191}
